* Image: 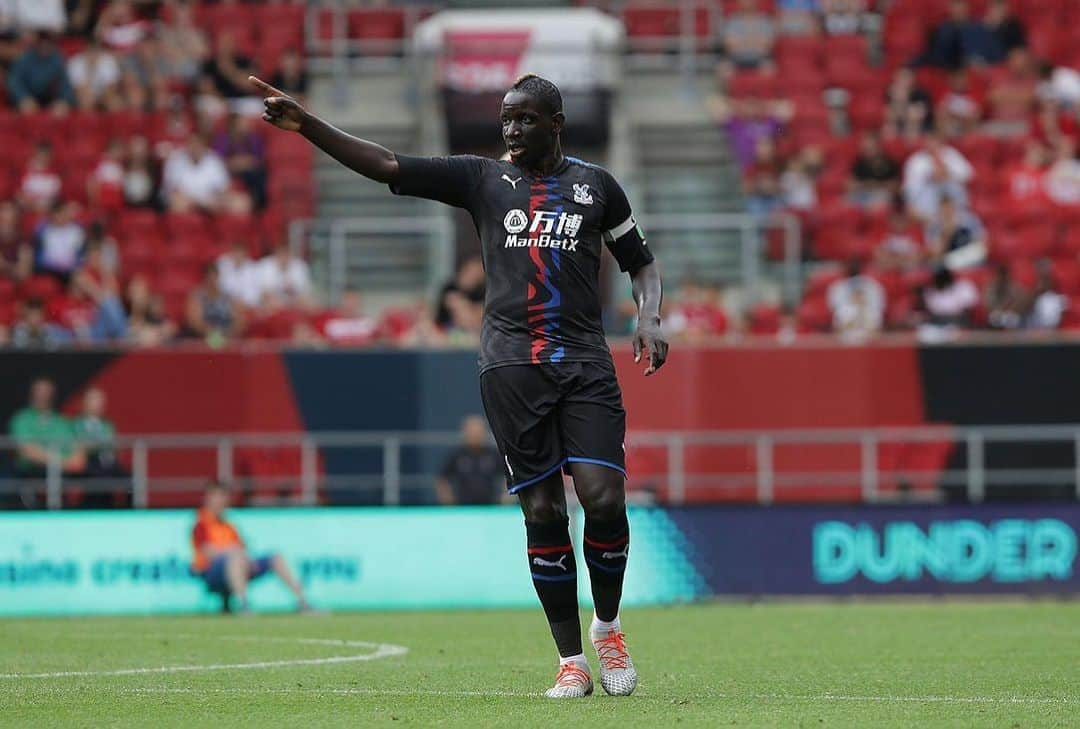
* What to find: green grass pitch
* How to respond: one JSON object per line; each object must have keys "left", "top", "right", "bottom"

{"left": 3, "top": 602, "right": 1078, "bottom": 727}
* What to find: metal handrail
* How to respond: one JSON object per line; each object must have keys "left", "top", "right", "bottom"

{"left": 3, "top": 424, "right": 1080, "bottom": 509}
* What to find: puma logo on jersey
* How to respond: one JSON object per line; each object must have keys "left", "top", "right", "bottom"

{"left": 532, "top": 554, "right": 570, "bottom": 571}
{"left": 501, "top": 174, "right": 522, "bottom": 189}
{"left": 602, "top": 546, "right": 629, "bottom": 560}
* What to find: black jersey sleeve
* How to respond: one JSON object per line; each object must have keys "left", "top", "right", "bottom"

{"left": 598, "top": 169, "right": 654, "bottom": 275}
{"left": 389, "top": 154, "right": 488, "bottom": 209}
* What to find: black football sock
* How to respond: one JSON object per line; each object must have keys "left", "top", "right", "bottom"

{"left": 525, "top": 518, "right": 582, "bottom": 658}
{"left": 583, "top": 512, "right": 630, "bottom": 624}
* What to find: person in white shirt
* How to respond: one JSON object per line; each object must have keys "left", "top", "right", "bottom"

{"left": 1044, "top": 138, "right": 1080, "bottom": 207}
{"left": 67, "top": 39, "right": 121, "bottom": 110}
{"left": 216, "top": 240, "right": 261, "bottom": 308}
{"left": 162, "top": 134, "right": 230, "bottom": 212}
{"left": 919, "top": 265, "right": 978, "bottom": 342}
{"left": 903, "top": 132, "right": 974, "bottom": 221}
{"left": 33, "top": 201, "right": 86, "bottom": 278}
{"left": 826, "top": 261, "right": 885, "bottom": 341}
{"left": 255, "top": 243, "right": 313, "bottom": 310}
{"left": 8, "top": 0, "right": 65, "bottom": 32}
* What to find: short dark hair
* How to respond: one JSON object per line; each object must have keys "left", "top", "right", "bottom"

{"left": 510, "top": 73, "right": 563, "bottom": 116}
{"left": 205, "top": 480, "right": 228, "bottom": 494}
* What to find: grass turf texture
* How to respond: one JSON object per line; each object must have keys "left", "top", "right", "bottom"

{"left": 2, "top": 602, "right": 1078, "bottom": 728}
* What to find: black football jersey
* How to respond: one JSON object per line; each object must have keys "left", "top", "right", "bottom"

{"left": 390, "top": 154, "right": 653, "bottom": 373}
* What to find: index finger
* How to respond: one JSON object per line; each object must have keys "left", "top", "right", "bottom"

{"left": 249, "top": 75, "right": 287, "bottom": 98}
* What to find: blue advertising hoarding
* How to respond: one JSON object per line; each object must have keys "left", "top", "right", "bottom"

{"left": 667, "top": 504, "right": 1079, "bottom": 595}
{"left": 0, "top": 507, "right": 702, "bottom": 616}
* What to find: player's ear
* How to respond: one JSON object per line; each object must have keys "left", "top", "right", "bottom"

{"left": 551, "top": 111, "right": 565, "bottom": 135}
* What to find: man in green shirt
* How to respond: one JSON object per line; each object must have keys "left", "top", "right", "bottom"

{"left": 9, "top": 378, "right": 86, "bottom": 476}
{"left": 70, "top": 386, "right": 128, "bottom": 508}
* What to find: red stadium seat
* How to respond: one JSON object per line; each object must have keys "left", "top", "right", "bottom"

{"left": 747, "top": 303, "right": 782, "bottom": 335}
{"left": 728, "top": 71, "right": 780, "bottom": 99}
{"left": 774, "top": 36, "right": 824, "bottom": 69}
{"left": 19, "top": 275, "right": 62, "bottom": 301}
{"left": 116, "top": 209, "right": 161, "bottom": 240}
{"left": 347, "top": 8, "right": 407, "bottom": 42}
{"left": 163, "top": 211, "right": 212, "bottom": 239}
{"left": 796, "top": 296, "right": 832, "bottom": 333}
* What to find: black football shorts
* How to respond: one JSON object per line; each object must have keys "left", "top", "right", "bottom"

{"left": 479, "top": 360, "right": 627, "bottom": 493}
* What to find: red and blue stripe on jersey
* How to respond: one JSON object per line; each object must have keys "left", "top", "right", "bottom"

{"left": 526, "top": 175, "right": 565, "bottom": 364}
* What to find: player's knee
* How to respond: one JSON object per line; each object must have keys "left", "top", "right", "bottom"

{"left": 521, "top": 498, "right": 566, "bottom": 523}
{"left": 580, "top": 485, "right": 625, "bottom": 521}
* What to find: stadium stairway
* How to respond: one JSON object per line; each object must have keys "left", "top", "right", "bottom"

{"left": 306, "top": 74, "right": 441, "bottom": 306}
{"left": 624, "top": 70, "right": 749, "bottom": 288}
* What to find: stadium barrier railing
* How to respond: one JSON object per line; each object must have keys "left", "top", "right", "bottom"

{"left": 2, "top": 424, "right": 1080, "bottom": 509}
{"left": 292, "top": 212, "right": 803, "bottom": 306}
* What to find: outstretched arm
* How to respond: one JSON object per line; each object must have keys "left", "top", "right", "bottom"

{"left": 630, "top": 262, "right": 668, "bottom": 376}
{"left": 249, "top": 75, "right": 399, "bottom": 184}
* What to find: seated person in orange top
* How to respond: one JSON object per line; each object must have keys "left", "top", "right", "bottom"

{"left": 191, "top": 482, "right": 314, "bottom": 613}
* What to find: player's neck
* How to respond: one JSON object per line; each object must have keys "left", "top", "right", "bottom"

{"left": 521, "top": 144, "right": 564, "bottom": 178}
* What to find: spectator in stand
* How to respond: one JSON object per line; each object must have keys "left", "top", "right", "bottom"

{"left": 0, "top": 6, "right": 20, "bottom": 64}
{"left": 162, "top": 133, "right": 230, "bottom": 213}
{"left": 0, "top": 201, "right": 31, "bottom": 282}
{"left": 1026, "top": 260, "right": 1065, "bottom": 330}
{"left": 185, "top": 263, "right": 244, "bottom": 343}
{"left": 18, "top": 141, "right": 63, "bottom": 213}
{"left": 713, "top": 97, "right": 793, "bottom": 171}
{"left": 8, "top": 378, "right": 85, "bottom": 479}
{"left": 776, "top": 0, "right": 819, "bottom": 36}
{"left": 665, "top": 280, "right": 730, "bottom": 341}
{"left": 779, "top": 150, "right": 818, "bottom": 212}
{"left": 88, "top": 138, "right": 128, "bottom": 213}
{"left": 254, "top": 243, "right": 313, "bottom": 311}
{"left": 120, "top": 35, "right": 170, "bottom": 112}
{"left": 193, "top": 74, "right": 230, "bottom": 126}
{"left": 95, "top": 0, "right": 150, "bottom": 53}
{"left": 937, "top": 69, "right": 984, "bottom": 138}
{"left": 10, "top": 298, "right": 72, "bottom": 348}
{"left": 156, "top": 0, "right": 209, "bottom": 85}
{"left": 721, "top": 0, "right": 777, "bottom": 70}
{"left": 435, "top": 415, "right": 502, "bottom": 506}
{"left": 125, "top": 274, "right": 176, "bottom": 346}
{"left": 7, "top": 32, "right": 75, "bottom": 113}
{"left": 67, "top": 38, "right": 122, "bottom": 111}
{"left": 1005, "top": 140, "right": 1049, "bottom": 203}
{"left": 902, "top": 132, "right": 974, "bottom": 221}
{"left": 982, "top": 0, "right": 1026, "bottom": 59}
{"left": 883, "top": 68, "right": 933, "bottom": 140}
{"left": 925, "top": 196, "right": 986, "bottom": 270}
{"left": 985, "top": 48, "right": 1038, "bottom": 137}
{"left": 203, "top": 30, "right": 254, "bottom": 101}
{"left": 849, "top": 132, "right": 900, "bottom": 209}
{"left": 217, "top": 240, "right": 261, "bottom": 307}
{"left": 52, "top": 242, "right": 127, "bottom": 342}
{"left": 213, "top": 114, "right": 267, "bottom": 209}
{"left": 744, "top": 137, "right": 782, "bottom": 217}
{"left": 919, "top": 265, "right": 978, "bottom": 340}
{"left": 33, "top": 201, "right": 86, "bottom": 281}
{"left": 269, "top": 48, "right": 309, "bottom": 103}
{"left": 315, "top": 291, "right": 379, "bottom": 347}
{"left": 873, "top": 204, "right": 925, "bottom": 272}
{"left": 1031, "top": 95, "right": 1078, "bottom": 148}
{"left": 6, "top": 0, "right": 66, "bottom": 34}
{"left": 826, "top": 260, "right": 885, "bottom": 341}
{"left": 1043, "top": 137, "right": 1080, "bottom": 207}
{"left": 435, "top": 256, "right": 485, "bottom": 330}
{"left": 921, "top": 0, "right": 1001, "bottom": 69}
{"left": 123, "top": 135, "right": 157, "bottom": 207}
{"left": 985, "top": 263, "right": 1025, "bottom": 330}
{"left": 1037, "top": 63, "right": 1080, "bottom": 110}
{"left": 821, "top": 0, "right": 867, "bottom": 36}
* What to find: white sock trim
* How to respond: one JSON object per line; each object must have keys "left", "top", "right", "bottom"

{"left": 559, "top": 653, "right": 588, "bottom": 667}
{"left": 590, "top": 615, "right": 620, "bottom": 634}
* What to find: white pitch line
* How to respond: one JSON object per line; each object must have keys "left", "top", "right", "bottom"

{"left": 21, "top": 686, "right": 1077, "bottom": 706}
{"left": 0, "top": 642, "right": 407, "bottom": 680}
